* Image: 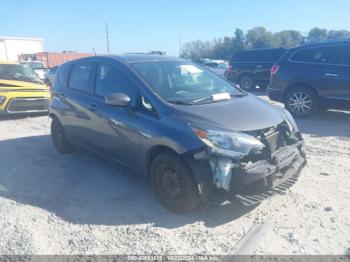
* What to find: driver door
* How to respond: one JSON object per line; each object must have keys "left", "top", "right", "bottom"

{"left": 84, "top": 62, "right": 143, "bottom": 170}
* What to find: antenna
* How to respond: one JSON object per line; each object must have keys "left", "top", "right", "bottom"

{"left": 105, "top": 22, "right": 110, "bottom": 54}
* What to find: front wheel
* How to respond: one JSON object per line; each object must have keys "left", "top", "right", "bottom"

{"left": 51, "top": 117, "right": 74, "bottom": 154}
{"left": 285, "top": 87, "right": 319, "bottom": 118}
{"left": 151, "top": 152, "right": 201, "bottom": 214}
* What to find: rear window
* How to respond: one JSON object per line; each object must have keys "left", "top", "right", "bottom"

{"left": 231, "top": 49, "right": 285, "bottom": 63}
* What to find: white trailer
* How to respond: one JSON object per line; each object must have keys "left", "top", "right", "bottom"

{"left": 0, "top": 37, "right": 44, "bottom": 62}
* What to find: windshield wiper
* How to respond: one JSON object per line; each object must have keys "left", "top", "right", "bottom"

{"left": 165, "top": 99, "right": 194, "bottom": 105}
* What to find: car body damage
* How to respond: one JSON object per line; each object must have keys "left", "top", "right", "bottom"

{"left": 192, "top": 118, "right": 306, "bottom": 205}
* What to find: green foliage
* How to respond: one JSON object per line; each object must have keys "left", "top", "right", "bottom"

{"left": 180, "top": 27, "right": 350, "bottom": 60}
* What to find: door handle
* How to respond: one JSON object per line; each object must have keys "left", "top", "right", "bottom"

{"left": 324, "top": 73, "right": 338, "bottom": 77}
{"left": 88, "top": 104, "right": 97, "bottom": 111}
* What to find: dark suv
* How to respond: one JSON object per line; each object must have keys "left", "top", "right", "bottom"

{"left": 227, "top": 48, "right": 286, "bottom": 91}
{"left": 268, "top": 40, "right": 350, "bottom": 118}
{"left": 49, "top": 55, "right": 306, "bottom": 213}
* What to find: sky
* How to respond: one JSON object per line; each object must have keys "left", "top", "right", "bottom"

{"left": 1, "top": 0, "right": 350, "bottom": 56}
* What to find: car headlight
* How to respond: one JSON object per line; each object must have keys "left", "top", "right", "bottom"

{"left": 0, "top": 96, "right": 6, "bottom": 105}
{"left": 191, "top": 126, "right": 265, "bottom": 159}
{"left": 284, "top": 109, "right": 299, "bottom": 132}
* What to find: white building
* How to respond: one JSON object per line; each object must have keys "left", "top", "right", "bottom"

{"left": 0, "top": 37, "right": 44, "bottom": 62}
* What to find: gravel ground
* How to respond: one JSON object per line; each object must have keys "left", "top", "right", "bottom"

{"left": 0, "top": 94, "right": 349, "bottom": 255}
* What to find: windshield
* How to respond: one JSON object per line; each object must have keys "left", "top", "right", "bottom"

{"left": 0, "top": 64, "right": 42, "bottom": 83}
{"left": 132, "top": 61, "right": 244, "bottom": 103}
{"left": 23, "top": 62, "right": 44, "bottom": 70}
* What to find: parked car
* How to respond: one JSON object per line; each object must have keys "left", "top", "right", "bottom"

{"left": 21, "top": 61, "right": 48, "bottom": 80}
{"left": 204, "top": 61, "right": 229, "bottom": 77}
{"left": 268, "top": 39, "right": 350, "bottom": 118}
{"left": 44, "top": 66, "right": 59, "bottom": 87}
{"left": 49, "top": 55, "right": 306, "bottom": 213}
{"left": 227, "top": 48, "right": 286, "bottom": 91}
{"left": 0, "top": 62, "right": 50, "bottom": 114}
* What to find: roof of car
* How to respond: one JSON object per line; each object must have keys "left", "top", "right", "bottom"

{"left": 301, "top": 38, "right": 350, "bottom": 48}
{"left": 235, "top": 47, "right": 286, "bottom": 53}
{"left": 111, "top": 54, "right": 185, "bottom": 63}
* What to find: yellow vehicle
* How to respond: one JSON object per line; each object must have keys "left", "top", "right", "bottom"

{"left": 0, "top": 61, "right": 50, "bottom": 114}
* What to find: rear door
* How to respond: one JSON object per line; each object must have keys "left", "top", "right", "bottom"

{"left": 317, "top": 45, "right": 350, "bottom": 109}
{"left": 60, "top": 62, "right": 96, "bottom": 145}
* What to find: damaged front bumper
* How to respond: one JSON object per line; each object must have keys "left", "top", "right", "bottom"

{"left": 193, "top": 140, "right": 307, "bottom": 205}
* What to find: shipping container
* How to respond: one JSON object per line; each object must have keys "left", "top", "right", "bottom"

{"left": 18, "top": 51, "right": 94, "bottom": 68}
{"left": 0, "top": 37, "right": 44, "bottom": 61}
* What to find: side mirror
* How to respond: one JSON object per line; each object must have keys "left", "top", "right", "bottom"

{"left": 105, "top": 92, "right": 131, "bottom": 107}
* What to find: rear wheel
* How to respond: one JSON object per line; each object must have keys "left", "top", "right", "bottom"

{"left": 239, "top": 75, "right": 256, "bottom": 91}
{"left": 285, "top": 87, "right": 319, "bottom": 118}
{"left": 151, "top": 152, "right": 201, "bottom": 214}
{"left": 51, "top": 117, "right": 74, "bottom": 154}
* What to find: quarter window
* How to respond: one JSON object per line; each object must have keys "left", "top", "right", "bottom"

{"left": 68, "top": 63, "right": 93, "bottom": 92}
{"left": 95, "top": 63, "right": 135, "bottom": 98}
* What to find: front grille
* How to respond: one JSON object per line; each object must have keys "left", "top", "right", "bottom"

{"left": 7, "top": 98, "right": 49, "bottom": 113}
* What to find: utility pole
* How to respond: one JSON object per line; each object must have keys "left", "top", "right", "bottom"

{"left": 105, "top": 22, "right": 110, "bottom": 54}
{"left": 179, "top": 36, "right": 182, "bottom": 57}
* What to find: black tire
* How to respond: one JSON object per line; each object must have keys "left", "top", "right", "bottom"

{"left": 239, "top": 75, "right": 256, "bottom": 91}
{"left": 284, "top": 87, "right": 319, "bottom": 118}
{"left": 51, "top": 117, "right": 74, "bottom": 154}
{"left": 150, "top": 152, "right": 201, "bottom": 214}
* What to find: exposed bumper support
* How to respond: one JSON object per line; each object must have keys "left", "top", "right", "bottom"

{"left": 195, "top": 140, "right": 306, "bottom": 203}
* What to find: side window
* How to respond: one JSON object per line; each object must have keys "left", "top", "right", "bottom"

{"left": 332, "top": 45, "right": 350, "bottom": 66}
{"left": 56, "top": 64, "right": 71, "bottom": 88}
{"left": 68, "top": 63, "right": 93, "bottom": 92}
{"left": 291, "top": 48, "right": 327, "bottom": 64}
{"left": 344, "top": 46, "right": 350, "bottom": 66}
{"left": 95, "top": 63, "right": 135, "bottom": 98}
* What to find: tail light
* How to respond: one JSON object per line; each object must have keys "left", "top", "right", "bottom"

{"left": 271, "top": 64, "right": 280, "bottom": 76}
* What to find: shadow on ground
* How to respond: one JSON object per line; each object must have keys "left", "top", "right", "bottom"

{"left": 0, "top": 135, "right": 256, "bottom": 228}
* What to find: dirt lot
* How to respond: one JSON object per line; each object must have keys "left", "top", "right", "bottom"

{"left": 0, "top": 93, "right": 349, "bottom": 255}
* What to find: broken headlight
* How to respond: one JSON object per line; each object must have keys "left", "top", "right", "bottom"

{"left": 191, "top": 126, "right": 265, "bottom": 159}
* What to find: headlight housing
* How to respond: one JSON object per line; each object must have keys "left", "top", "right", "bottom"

{"left": 191, "top": 126, "right": 265, "bottom": 159}
{"left": 284, "top": 109, "right": 299, "bottom": 133}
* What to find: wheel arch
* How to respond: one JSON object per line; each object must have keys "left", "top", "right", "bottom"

{"left": 145, "top": 145, "right": 213, "bottom": 202}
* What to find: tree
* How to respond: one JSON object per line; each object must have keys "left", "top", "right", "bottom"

{"left": 180, "top": 40, "right": 212, "bottom": 60}
{"left": 275, "top": 30, "right": 304, "bottom": 48}
{"left": 246, "top": 27, "right": 277, "bottom": 48}
{"left": 232, "top": 28, "right": 246, "bottom": 52}
{"left": 327, "top": 30, "right": 350, "bottom": 40}
{"left": 308, "top": 28, "right": 328, "bottom": 42}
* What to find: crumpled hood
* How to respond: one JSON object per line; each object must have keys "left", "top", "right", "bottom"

{"left": 171, "top": 94, "right": 286, "bottom": 132}
{"left": 0, "top": 79, "right": 47, "bottom": 91}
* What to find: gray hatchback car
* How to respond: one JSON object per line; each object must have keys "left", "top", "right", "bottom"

{"left": 49, "top": 55, "right": 306, "bottom": 213}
